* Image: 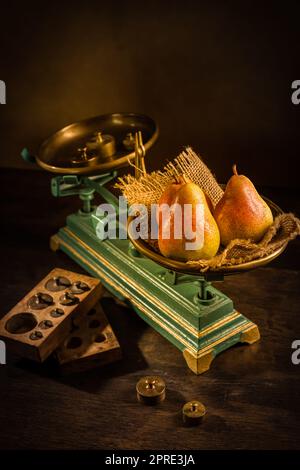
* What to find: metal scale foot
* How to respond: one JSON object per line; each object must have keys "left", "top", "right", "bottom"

{"left": 183, "top": 324, "right": 260, "bottom": 375}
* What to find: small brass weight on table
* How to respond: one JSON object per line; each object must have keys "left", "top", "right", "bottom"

{"left": 136, "top": 376, "right": 166, "bottom": 405}
{"left": 182, "top": 400, "right": 206, "bottom": 425}
{"left": 136, "top": 376, "right": 206, "bottom": 425}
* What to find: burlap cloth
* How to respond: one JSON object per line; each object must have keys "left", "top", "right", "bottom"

{"left": 116, "top": 147, "right": 300, "bottom": 272}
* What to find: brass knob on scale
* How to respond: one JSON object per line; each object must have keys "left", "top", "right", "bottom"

{"left": 95, "top": 132, "right": 103, "bottom": 144}
{"left": 71, "top": 146, "right": 94, "bottom": 167}
{"left": 123, "top": 132, "right": 135, "bottom": 150}
{"left": 78, "top": 146, "right": 88, "bottom": 161}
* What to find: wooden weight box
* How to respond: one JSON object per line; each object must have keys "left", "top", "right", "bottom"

{"left": 0, "top": 268, "right": 103, "bottom": 362}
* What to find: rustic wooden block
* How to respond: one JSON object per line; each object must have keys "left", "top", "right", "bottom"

{"left": 0, "top": 268, "right": 103, "bottom": 362}
{"left": 55, "top": 301, "right": 122, "bottom": 373}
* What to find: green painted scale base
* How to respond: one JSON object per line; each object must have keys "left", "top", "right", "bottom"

{"left": 50, "top": 208, "right": 260, "bottom": 375}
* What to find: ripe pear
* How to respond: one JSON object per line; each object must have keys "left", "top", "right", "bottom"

{"left": 214, "top": 165, "right": 273, "bottom": 246}
{"left": 157, "top": 175, "right": 220, "bottom": 261}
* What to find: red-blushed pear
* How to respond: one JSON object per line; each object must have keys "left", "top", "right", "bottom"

{"left": 157, "top": 175, "right": 220, "bottom": 261}
{"left": 214, "top": 165, "right": 274, "bottom": 246}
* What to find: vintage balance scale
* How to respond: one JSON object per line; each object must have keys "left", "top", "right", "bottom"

{"left": 22, "top": 113, "right": 286, "bottom": 374}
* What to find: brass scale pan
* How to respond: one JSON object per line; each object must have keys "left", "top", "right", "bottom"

{"left": 35, "top": 112, "right": 287, "bottom": 275}
{"left": 35, "top": 112, "right": 159, "bottom": 175}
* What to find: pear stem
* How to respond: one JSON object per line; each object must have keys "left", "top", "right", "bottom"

{"left": 232, "top": 164, "right": 238, "bottom": 175}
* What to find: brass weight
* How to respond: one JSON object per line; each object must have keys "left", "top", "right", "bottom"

{"left": 87, "top": 132, "right": 116, "bottom": 160}
{"left": 136, "top": 376, "right": 166, "bottom": 405}
{"left": 182, "top": 400, "right": 206, "bottom": 425}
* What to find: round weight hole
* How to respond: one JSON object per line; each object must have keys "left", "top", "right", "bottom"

{"left": 30, "top": 331, "right": 43, "bottom": 341}
{"left": 45, "top": 276, "right": 71, "bottom": 292}
{"left": 38, "top": 320, "right": 53, "bottom": 329}
{"left": 59, "top": 292, "right": 79, "bottom": 306}
{"left": 89, "top": 319, "right": 101, "bottom": 329}
{"left": 66, "top": 337, "right": 82, "bottom": 349}
{"left": 5, "top": 313, "right": 37, "bottom": 335}
{"left": 95, "top": 333, "right": 106, "bottom": 343}
{"left": 28, "top": 292, "right": 53, "bottom": 309}
{"left": 50, "top": 308, "right": 65, "bottom": 318}
{"left": 70, "top": 281, "right": 90, "bottom": 294}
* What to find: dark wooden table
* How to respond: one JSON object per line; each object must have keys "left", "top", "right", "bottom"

{"left": 0, "top": 169, "right": 299, "bottom": 450}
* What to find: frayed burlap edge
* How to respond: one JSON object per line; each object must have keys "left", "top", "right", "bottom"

{"left": 115, "top": 146, "right": 224, "bottom": 208}
{"left": 186, "top": 213, "right": 300, "bottom": 271}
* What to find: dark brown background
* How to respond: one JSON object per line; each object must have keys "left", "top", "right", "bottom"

{"left": 0, "top": 0, "right": 300, "bottom": 187}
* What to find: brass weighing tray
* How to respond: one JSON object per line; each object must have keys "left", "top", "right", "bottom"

{"left": 35, "top": 113, "right": 158, "bottom": 175}
{"left": 128, "top": 197, "right": 287, "bottom": 276}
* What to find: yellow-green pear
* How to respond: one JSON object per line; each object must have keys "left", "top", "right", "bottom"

{"left": 157, "top": 176, "right": 220, "bottom": 261}
{"left": 214, "top": 165, "right": 273, "bottom": 246}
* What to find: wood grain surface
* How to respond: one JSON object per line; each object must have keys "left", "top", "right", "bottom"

{"left": 0, "top": 169, "right": 299, "bottom": 450}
